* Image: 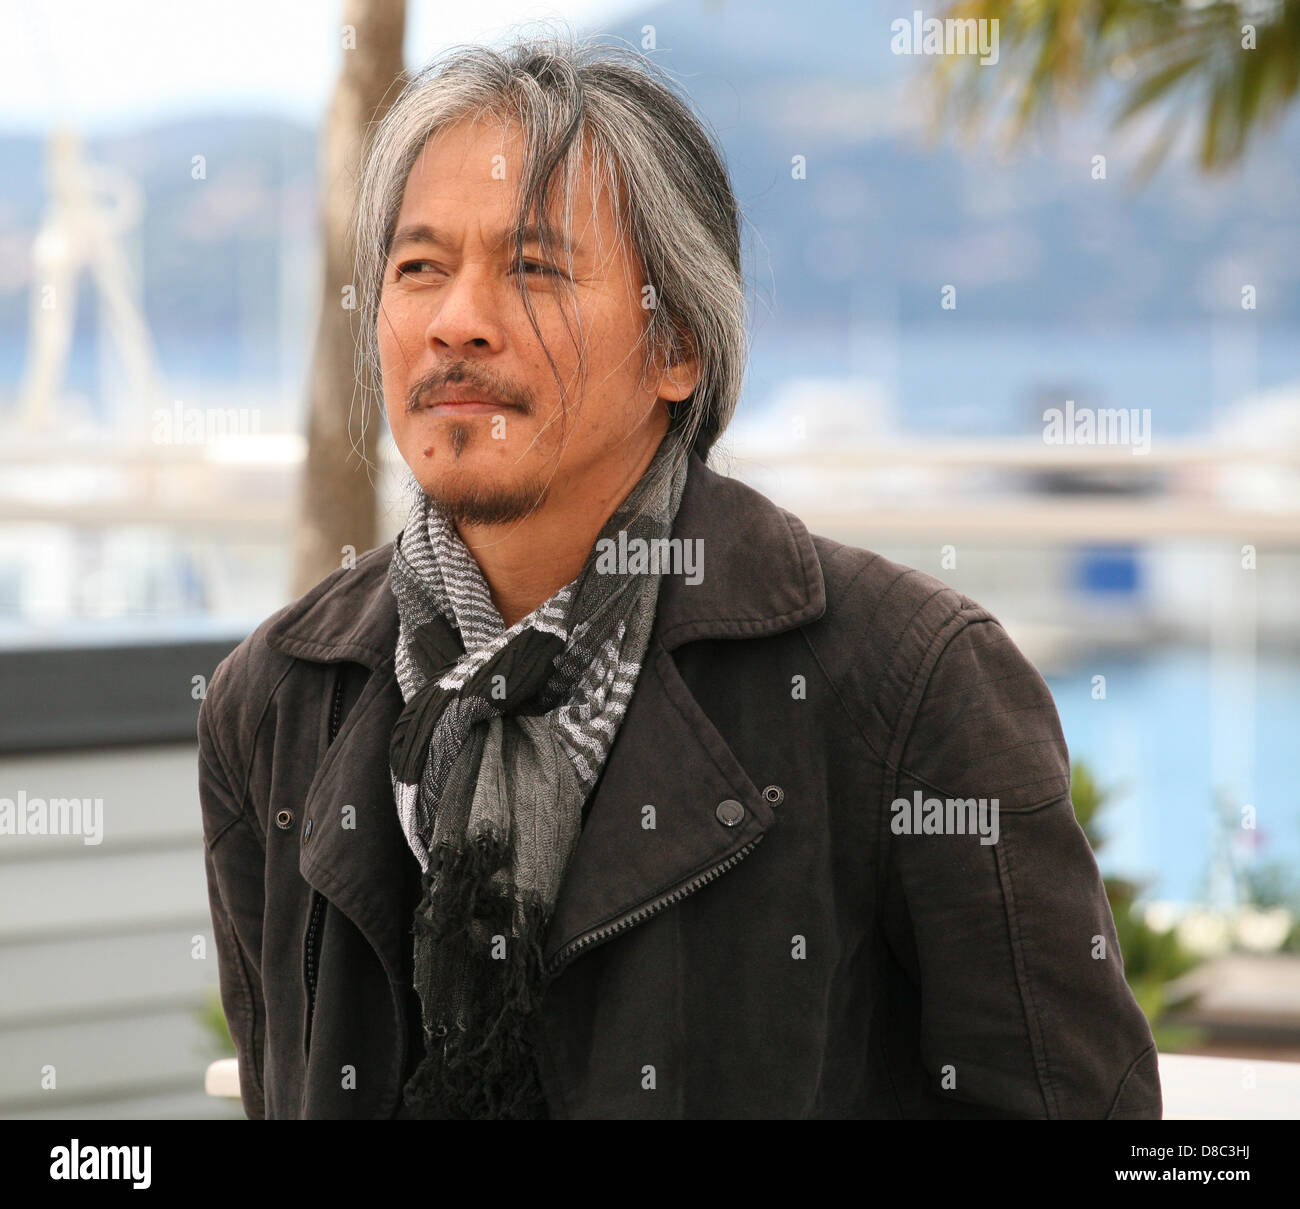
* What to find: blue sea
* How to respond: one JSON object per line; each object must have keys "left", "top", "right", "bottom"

{"left": 1047, "top": 648, "right": 1300, "bottom": 906}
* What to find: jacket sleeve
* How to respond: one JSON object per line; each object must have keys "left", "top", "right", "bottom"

{"left": 198, "top": 650, "right": 268, "bottom": 1121}
{"left": 885, "top": 611, "right": 1162, "bottom": 1119}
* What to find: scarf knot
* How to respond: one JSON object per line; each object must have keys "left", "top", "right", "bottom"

{"left": 390, "top": 620, "right": 565, "bottom": 787}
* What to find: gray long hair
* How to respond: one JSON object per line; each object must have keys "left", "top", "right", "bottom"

{"left": 352, "top": 30, "right": 748, "bottom": 481}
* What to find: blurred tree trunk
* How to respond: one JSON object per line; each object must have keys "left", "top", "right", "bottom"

{"left": 292, "top": 0, "right": 405, "bottom": 597}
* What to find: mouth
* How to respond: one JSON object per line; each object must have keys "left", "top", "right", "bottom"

{"left": 418, "top": 399, "right": 514, "bottom": 417}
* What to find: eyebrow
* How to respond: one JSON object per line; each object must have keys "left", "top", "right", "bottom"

{"left": 389, "top": 220, "right": 576, "bottom": 259}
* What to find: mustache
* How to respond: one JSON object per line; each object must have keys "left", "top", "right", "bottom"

{"left": 406, "top": 366, "right": 534, "bottom": 414}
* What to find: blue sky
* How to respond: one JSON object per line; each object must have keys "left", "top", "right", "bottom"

{"left": 1, "top": 0, "right": 638, "bottom": 134}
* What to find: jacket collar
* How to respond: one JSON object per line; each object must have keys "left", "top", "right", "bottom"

{"left": 263, "top": 450, "right": 825, "bottom": 665}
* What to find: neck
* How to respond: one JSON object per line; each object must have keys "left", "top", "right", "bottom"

{"left": 456, "top": 434, "right": 671, "bottom": 629}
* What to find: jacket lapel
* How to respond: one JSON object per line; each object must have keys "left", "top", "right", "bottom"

{"left": 264, "top": 548, "right": 418, "bottom": 986}
{"left": 264, "top": 451, "right": 826, "bottom": 979}
{"left": 298, "top": 663, "right": 417, "bottom": 987}
{"left": 541, "top": 454, "right": 826, "bottom": 970}
{"left": 541, "top": 635, "right": 775, "bottom": 972}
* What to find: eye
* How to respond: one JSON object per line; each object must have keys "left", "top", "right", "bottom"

{"left": 517, "top": 260, "right": 561, "bottom": 278}
{"left": 395, "top": 259, "right": 439, "bottom": 279}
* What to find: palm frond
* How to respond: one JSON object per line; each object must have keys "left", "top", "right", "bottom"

{"left": 930, "top": 0, "right": 1300, "bottom": 177}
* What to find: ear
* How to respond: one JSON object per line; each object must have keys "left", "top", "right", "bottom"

{"left": 654, "top": 336, "right": 700, "bottom": 404}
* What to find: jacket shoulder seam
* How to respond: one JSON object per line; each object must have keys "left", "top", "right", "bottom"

{"left": 796, "top": 627, "right": 891, "bottom": 766}
{"left": 899, "top": 771, "right": 1069, "bottom": 816}
{"left": 884, "top": 602, "right": 989, "bottom": 788}
{"left": 798, "top": 559, "right": 978, "bottom": 773}
{"left": 888, "top": 613, "right": 1068, "bottom": 804}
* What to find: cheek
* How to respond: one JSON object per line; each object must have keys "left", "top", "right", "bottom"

{"left": 597, "top": 295, "right": 649, "bottom": 369}
{"left": 377, "top": 295, "right": 412, "bottom": 365}
{"left": 376, "top": 338, "right": 411, "bottom": 440}
{"left": 376, "top": 301, "right": 415, "bottom": 385}
{"left": 590, "top": 326, "right": 651, "bottom": 419}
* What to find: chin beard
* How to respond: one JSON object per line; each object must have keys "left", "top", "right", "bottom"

{"left": 405, "top": 467, "right": 548, "bottom": 527}
{"left": 402, "top": 424, "right": 550, "bottom": 526}
{"left": 429, "top": 481, "right": 548, "bottom": 526}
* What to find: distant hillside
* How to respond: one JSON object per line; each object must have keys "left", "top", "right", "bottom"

{"left": 1, "top": 0, "right": 1296, "bottom": 400}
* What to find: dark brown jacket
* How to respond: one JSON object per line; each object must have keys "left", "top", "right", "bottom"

{"left": 198, "top": 452, "right": 1162, "bottom": 1119}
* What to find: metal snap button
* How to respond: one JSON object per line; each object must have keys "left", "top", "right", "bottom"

{"left": 274, "top": 808, "right": 294, "bottom": 830}
{"left": 715, "top": 798, "right": 745, "bottom": 827}
{"left": 762, "top": 785, "right": 784, "bottom": 806}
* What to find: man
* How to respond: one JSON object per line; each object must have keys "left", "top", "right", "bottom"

{"left": 198, "top": 35, "right": 1162, "bottom": 1120}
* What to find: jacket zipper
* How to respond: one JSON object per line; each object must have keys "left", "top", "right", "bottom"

{"left": 304, "top": 667, "right": 346, "bottom": 1051}
{"left": 544, "top": 833, "right": 765, "bottom": 977}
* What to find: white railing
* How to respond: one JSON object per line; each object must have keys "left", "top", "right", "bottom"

{"left": 202, "top": 1052, "right": 1300, "bottom": 1117}
{"left": 3, "top": 434, "right": 1300, "bottom": 543}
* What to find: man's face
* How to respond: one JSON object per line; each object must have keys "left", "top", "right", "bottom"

{"left": 377, "top": 115, "right": 684, "bottom": 524}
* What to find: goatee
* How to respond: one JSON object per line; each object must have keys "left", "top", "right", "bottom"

{"left": 428, "top": 481, "right": 549, "bottom": 526}
{"left": 405, "top": 456, "right": 549, "bottom": 528}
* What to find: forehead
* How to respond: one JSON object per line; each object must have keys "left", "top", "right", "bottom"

{"left": 395, "top": 114, "right": 622, "bottom": 261}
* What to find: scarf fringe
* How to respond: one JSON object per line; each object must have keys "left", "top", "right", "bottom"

{"left": 403, "top": 831, "right": 552, "bottom": 1120}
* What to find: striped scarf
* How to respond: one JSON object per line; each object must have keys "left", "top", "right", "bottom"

{"left": 388, "top": 436, "right": 689, "bottom": 1119}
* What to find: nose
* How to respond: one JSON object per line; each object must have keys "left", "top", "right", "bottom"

{"left": 422, "top": 263, "right": 507, "bottom": 354}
